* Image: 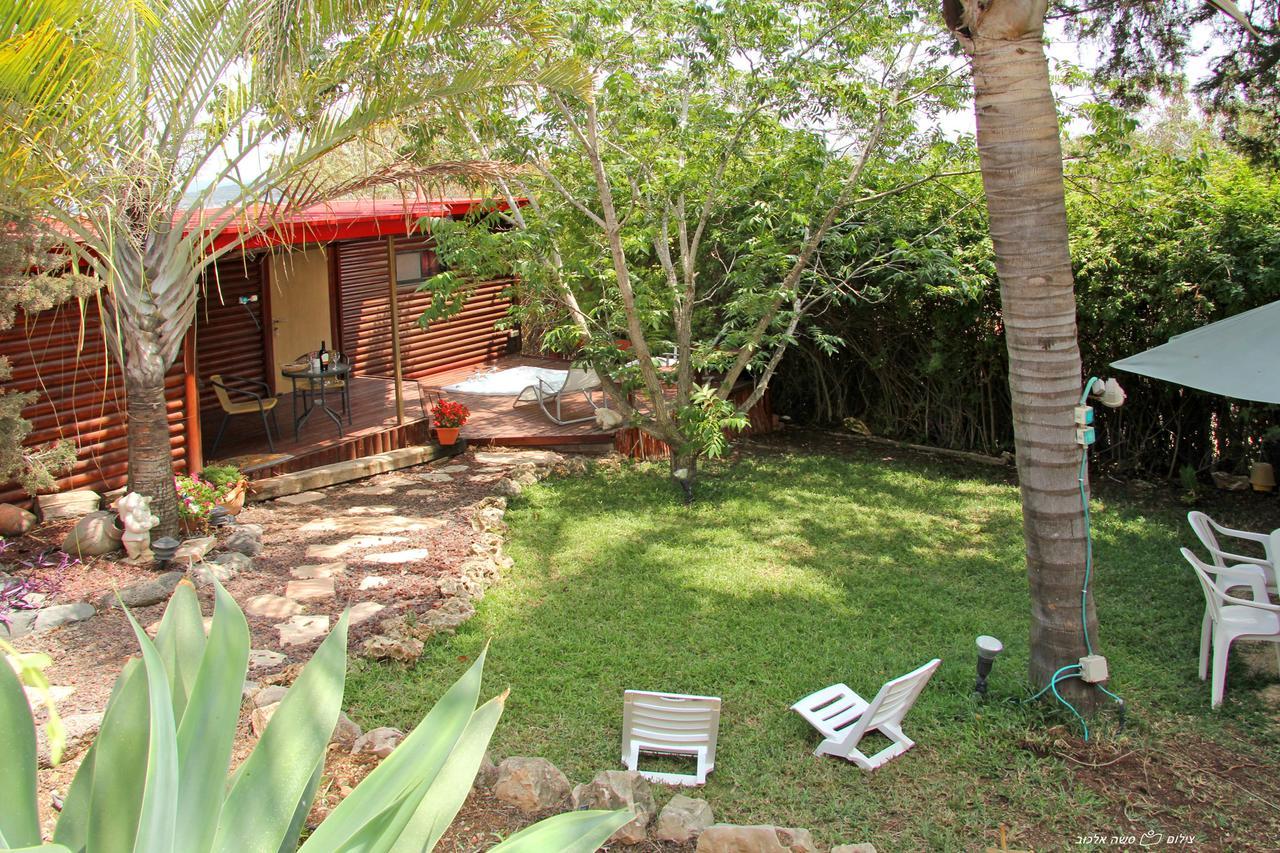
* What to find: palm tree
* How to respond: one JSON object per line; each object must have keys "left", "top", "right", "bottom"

{"left": 1, "top": 0, "right": 581, "bottom": 535}
{"left": 942, "top": 0, "right": 1250, "bottom": 711}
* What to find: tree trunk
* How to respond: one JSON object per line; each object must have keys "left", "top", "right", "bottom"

{"left": 958, "top": 7, "right": 1101, "bottom": 711}
{"left": 124, "top": 342, "right": 181, "bottom": 538}
{"left": 670, "top": 450, "right": 698, "bottom": 505}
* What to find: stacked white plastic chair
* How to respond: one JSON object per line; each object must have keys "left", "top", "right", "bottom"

{"left": 1187, "top": 511, "right": 1278, "bottom": 593}
{"left": 790, "top": 659, "right": 941, "bottom": 771}
{"left": 1182, "top": 548, "right": 1280, "bottom": 707}
{"left": 621, "top": 690, "right": 721, "bottom": 785}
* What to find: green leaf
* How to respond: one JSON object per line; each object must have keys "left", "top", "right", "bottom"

{"left": 488, "top": 809, "right": 633, "bottom": 853}
{"left": 388, "top": 693, "right": 508, "bottom": 853}
{"left": 153, "top": 579, "right": 208, "bottom": 724}
{"left": 51, "top": 738, "right": 94, "bottom": 852}
{"left": 0, "top": 655, "right": 40, "bottom": 847}
{"left": 215, "top": 612, "right": 349, "bottom": 853}
{"left": 122, "top": 597, "right": 181, "bottom": 852}
{"left": 176, "top": 580, "right": 250, "bottom": 853}
{"left": 276, "top": 757, "right": 325, "bottom": 853}
{"left": 84, "top": 659, "right": 148, "bottom": 852}
{"left": 298, "top": 647, "right": 488, "bottom": 852}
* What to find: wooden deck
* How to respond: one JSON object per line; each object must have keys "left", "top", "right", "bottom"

{"left": 205, "top": 356, "right": 613, "bottom": 475}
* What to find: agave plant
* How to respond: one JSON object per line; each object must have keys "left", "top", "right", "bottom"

{"left": 0, "top": 581, "right": 627, "bottom": 852}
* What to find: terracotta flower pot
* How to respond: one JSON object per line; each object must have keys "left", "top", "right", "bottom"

{"left": 215, "top": 481, "right": 248, "bottom": 515}
{"left": 435, "top": 426, "right": 460, "bottom": 446}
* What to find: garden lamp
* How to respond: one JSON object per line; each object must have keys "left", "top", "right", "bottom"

{"left": 974, "top": 635, "right": 1004, "bottom": 697}
{"left": 208, "top": 505, "right": 235, "bottom": 527}
{"left": 151, "top": 536, "right": 180, "bottom": 571}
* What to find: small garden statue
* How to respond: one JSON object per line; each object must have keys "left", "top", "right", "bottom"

{"left": 113, "top": 491, "right": 159, "bottom": 560}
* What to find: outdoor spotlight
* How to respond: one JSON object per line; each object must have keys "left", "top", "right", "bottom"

{"left": 1097, "top": 378, "right": 1126, "bottom": 408}
{"left": 151, "top": 536, "right": 180, "bottom": 571}
{"left": 974, "top": 635, "right": 1004, "bottom": 697}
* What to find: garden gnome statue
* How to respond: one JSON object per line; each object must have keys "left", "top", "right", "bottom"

{"left": 113, "top": 491, "right": 160, "bottom": 561}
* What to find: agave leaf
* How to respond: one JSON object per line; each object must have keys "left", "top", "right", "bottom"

{"left": 0, "top": 656, "right": 40, "bottom": 847}
{"left": 387, "top": 692, "right": 507, "bottom": 853}
{"left": 488, "top": 809, "right": 633, "bottom": 853}
{"left": 276, "top": 756, "right": 325, "bottom": 853}
{"left": 176, "top": 579, "right": 250, "bottom": 853}
{"left": 84, "top": 658, "right": 149, "bottom": 852}
{"left": 4, "top": 845, "right": 73, "bottom": 852}
{"left": 153, "top": 579, "right": 208, "bottom": 724}
{"left": 297, "top": 647, "right": 488, "bottom": 852}
{"left": 214, "top": 612, "right": 350, "bottom": 853}
{"left": 121, "top": 599, "right": 181, "bottom": 852}
{"left": 51, "top": 738, "right": 94, "bottom": 852}
{"left": 1208, "top": 0, "right": 1260, "bottom": 35}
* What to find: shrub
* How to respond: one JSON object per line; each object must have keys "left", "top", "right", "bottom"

{"left": 199, "top": 464, "right": 245, "bottom": 492}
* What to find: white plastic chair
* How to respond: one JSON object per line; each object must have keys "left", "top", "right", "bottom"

{"left": 621, "top": 690, "right": 721, "bottom": 786}
{"left": 790, "top": 659, "right": 940, "bottom": 771}
{"left": 1187, "top": 511, "right": 1278, "bottom": 593}
{"left": 1182, "top": 548, "right": 1280, "bottom": 707}
{"left": 513, "top": 366, "right": 604, "bottom": 425}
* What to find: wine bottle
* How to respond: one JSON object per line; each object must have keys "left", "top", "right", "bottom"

{"left": 319, "top": 340, "right": 329, "bottom": 372}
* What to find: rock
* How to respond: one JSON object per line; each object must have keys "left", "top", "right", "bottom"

{"left": 174, "top": 536, "right": 217, "bottom": 564}
{"left": 276, "top": 614, "right": 329, "bottom": 646}
{"left": 284, "top": 577, "right": 336, "bottom": 602}
{"left": 438, "top": 464, "right": 470, "bottom": 473}
{"left": 290, "top": 562, "right": 345, "bottom": 579}
{"left": 331, "top": 711, "right": 362, "bottom": 747}
{"left": 656, "top": 795, "right": 715, "bottom": 843}
{"left": 595, "top": 408, "right": 625, "bottom": 430}
{"left": 299, "top": 516, "right": 445, "bottom": 535}
{"left": 571, "top": 770, "right": 656, "bottom": 845}
{"left": 36, "top": 711, "right": 103, "bottom": 767}
{"left": 352, "top": 726, "right": 404, "bottom": 758}
{"left": 1211, "top": 471, "right": 1251, "bottom": 492}
{"left": 0, "top": 503, "right": 37, "bottom": 536}
{"left": 696, "top": 825, "right": 818, "bottom": 853}
{"left": 493, "top": 478, "right": 522, "bottom": 498}
{"left": 213, "top": 551, "right": 254, "bottom": 573}
{"left": 0, "top": 610, "right": 38, "bottom": 639}
{"left": 60, "top": 511, "right": 122, "bottom": 557}
{"left": 421, "top": 597, "right": 475, "bottom": 633}
{"left": 223, "top": 524, "right": 264, "bottom": 557}
{"left": 245, "top": 594, "right": 302, "bottom": 619}
{"left": 438, "top": 573, "right": 484, "bottom": 601}
{"left": 475, "top": 450, "right": 563, "bottom": 466}
{"left": 252, "top": 685, "right": 288, "bottom": 707}
{"left": 474, "top": 751, "right": 499, "bottom": 788}
{"left": 275, "top": 490, "right": 327, "bottom": 505}
{"left": 349, "top": 601, "right": 385, "bottom": 626}
{"left": 101, "top": 572, "right": 183, "bottom": 609}
{"left": 362, "top": 635, "right": 424, "bottom": 662}
{"left": 510, "top": 469, "right": 539, "bottom": 487}
{"left": 471, "top": 506, "right": 506, "bottom": 534}
{"left": 251, "top": 702, "right": 279, "bottom": 737}
{"left": 242, "top": 679, "right": 260, "bottom": 700}
{"left": 493, "top": 757, "right": 571, "bottom": 813}
{"left": 359, "top": 575, "right": 390, "bottom": 590}
{"left": 37, "top": 490, "right": 100, "bottom": 521}
{"left": 418, "top": 471, "right": 454, "bottom": 483}
{"left": 831, "top": 845, "right": 878, "bottom": 853}
{"left": 248, "top": 649, "right": 286, "bottom": 670}
{"left": 189, "top": 560, "right": 235, "bottom": 587}
{"left": 306, "top": 535, "right": 403, "bottom": 561}
{"left": 30, "top": 602, "right": 95, "bottom": 634}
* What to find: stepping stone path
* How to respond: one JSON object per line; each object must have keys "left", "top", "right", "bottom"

{"left": 349, "top": 601, "right": 385, "bottom": 626}
{"left": 365, "top": 548, "right": 430, "bottom": 565}
{"left": 284, "top": 578, "right": 336, "bottom": 602}
{"left": 359, "top": 576, "right": 390, "bottom": 590}
{"left": 305, "top": 535, "right": 403, "bottom": 560}
{"left": 437, "top": 464, "right": 470, "bottom": 473}
{"left": 275, "top": 490, "right": 327, "bottom": 506}
{"left": 299, "top": 515, "right": 446, "bottom": 535}
{"left": 418, "top": 472, "right": 454, "bottom": 483}
{"left": 245, "top": 594, "right": 302, "bottom": 619}
{"left": 277, "top": 614, "right": 329, "bottom": 646}
{"left": 174, "top": 536, "right": 217, "bottom": 563}
{"left": 290, "top": 562, "right": 346, "bottom": 579}
{"left": 248, "top": 649, "right": 286, "bottom": 670}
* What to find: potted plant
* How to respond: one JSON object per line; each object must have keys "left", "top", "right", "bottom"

{"left": 201, "top": 464, "right": 250, "bottom": 514}
{"left": 431, "top": 399, "right": 470, "bottom": 446}
{"left": 174, "top": 473, "right": 219, "bottom": 532}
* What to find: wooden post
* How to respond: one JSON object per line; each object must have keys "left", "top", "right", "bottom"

{"left": 182, "top": 329, "right": 203, "bottom": 473}
{"left": 386, "top": 235, "right": 405, "bottom": 424}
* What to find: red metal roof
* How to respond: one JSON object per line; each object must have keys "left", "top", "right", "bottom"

{"left": 194, "top": 198, "right": 511, "bottom": 252}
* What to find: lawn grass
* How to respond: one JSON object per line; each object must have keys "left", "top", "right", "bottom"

{"left": 346, "top": 440, "right": 1280, "bottom": 849}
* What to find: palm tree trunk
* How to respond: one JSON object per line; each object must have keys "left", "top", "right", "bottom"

{"left": 968, "top": 30, "right": 1099, "bottom": 710}
{"left": 124, "top": 336, "right": 181, "bottom": 538}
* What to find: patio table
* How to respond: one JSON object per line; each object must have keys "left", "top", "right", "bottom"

{"left": 282, "top": 359, "right": 352, "bottom": 440}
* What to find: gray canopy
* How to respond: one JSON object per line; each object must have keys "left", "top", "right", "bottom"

{"left": 1111, "top": 301, "right": 1280, "bottom": 404}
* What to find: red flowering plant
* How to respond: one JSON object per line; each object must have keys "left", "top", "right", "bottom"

{"left": 431, "top": 399, "right": 470, "bottom": 428}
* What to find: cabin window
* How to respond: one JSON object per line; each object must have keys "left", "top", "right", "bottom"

{"left": 395, "top": 249, "right": 440, "bottom": 288}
